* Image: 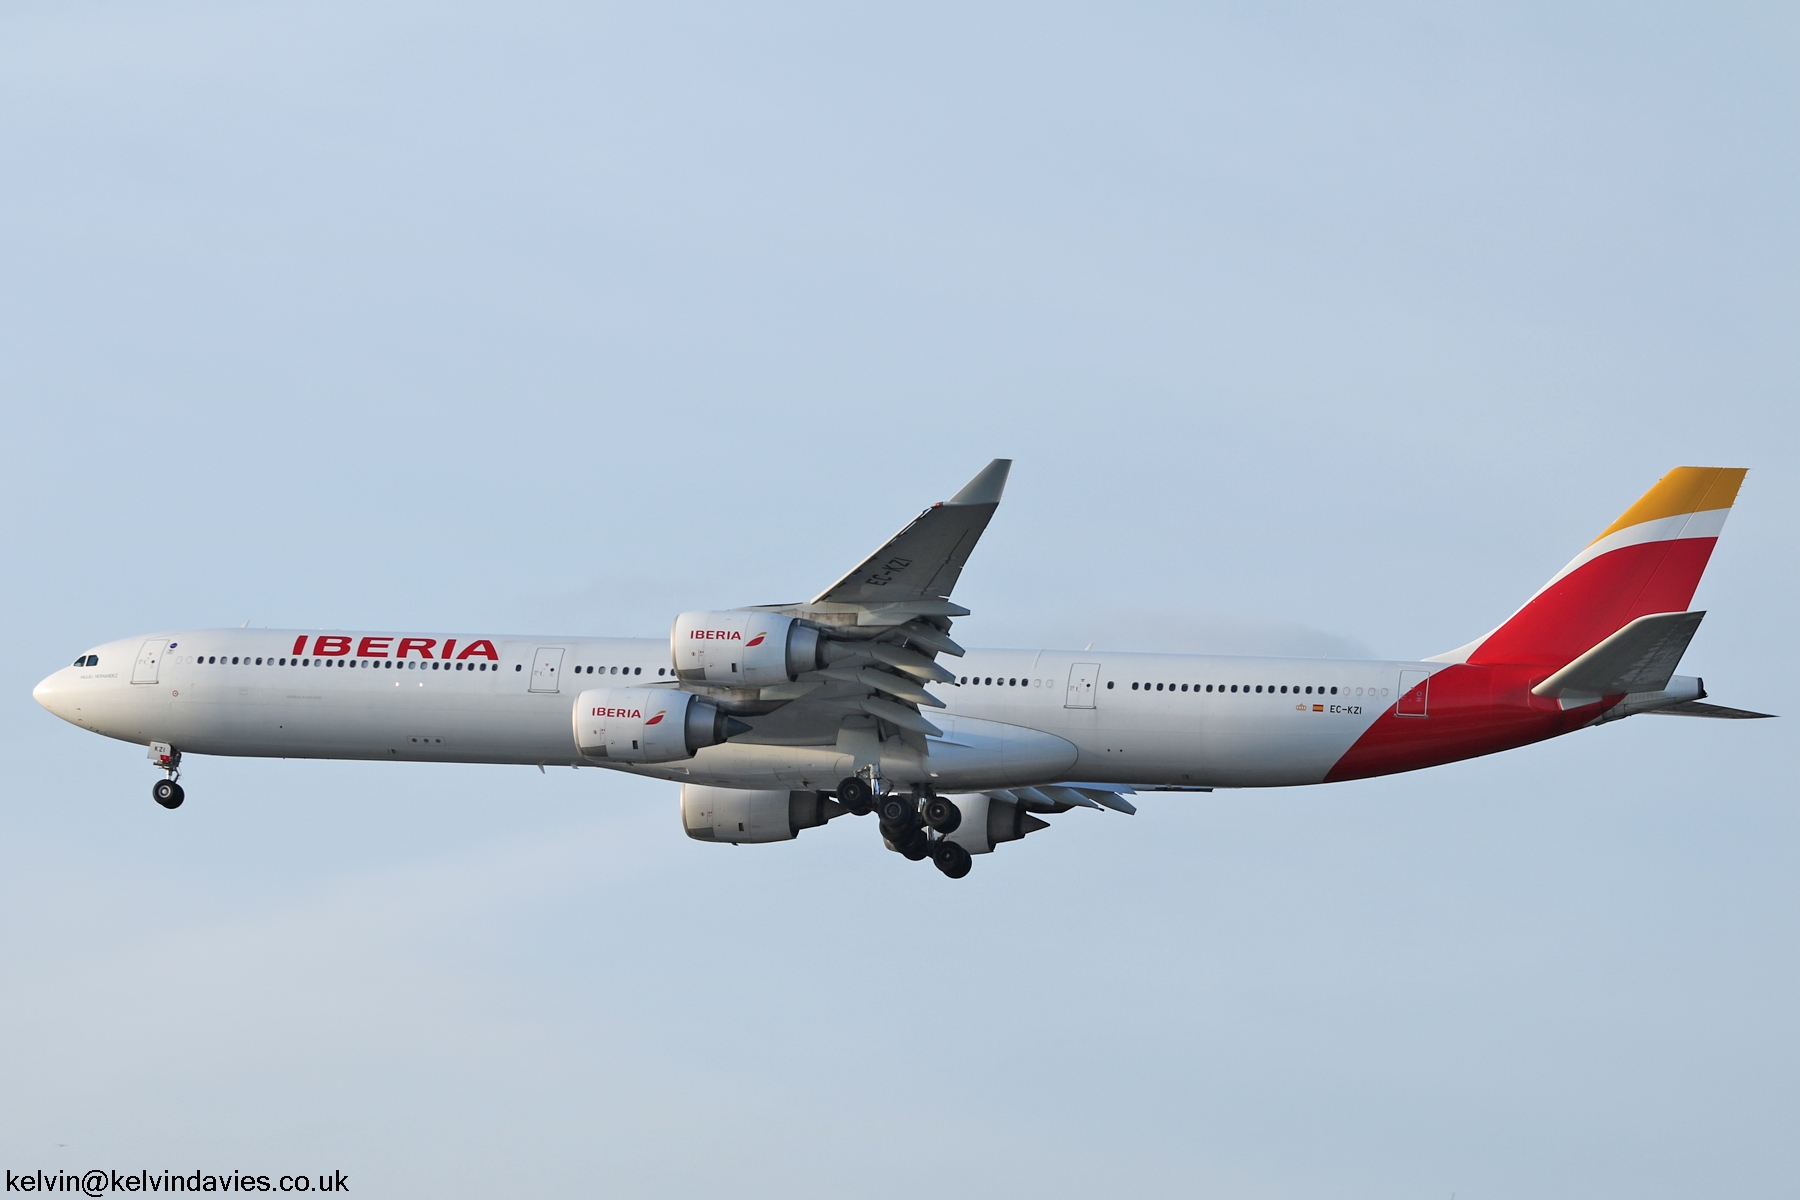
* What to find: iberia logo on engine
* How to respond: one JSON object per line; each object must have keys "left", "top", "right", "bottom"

{"left": 591, "top": 707, "right": 642, "bottom": 718}
{"left": 690, "top": 630, "right": 741, "bottom": 640}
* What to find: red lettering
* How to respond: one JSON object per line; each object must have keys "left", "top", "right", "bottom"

{"left": 292, "top": 635, "right": 307, "bottom": 655}
{"left": 313, "top": 636, "right": 351, "bottom": 657}
{"left": 592, "top": 707, "right": 641, "bottom": 718}
{"left": 456, "top": 639, "right": 498, "bottom": 661}
{"left": 395, "top": 638, "right": 437, "bottom": 660}
{"left": 440, "top": 639, "right": 457, "bottom": 661}
{"left": 691, "top": 630, "right": 741, "bottom": 640}
{"left": 357, "top": 637, "right": 393, "bottom": 658}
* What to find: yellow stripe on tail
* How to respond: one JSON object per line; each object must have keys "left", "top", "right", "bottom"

{"left": 1589, "top": 467, "right": 1747, "bottom": 545}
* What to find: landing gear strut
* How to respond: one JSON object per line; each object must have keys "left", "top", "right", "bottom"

{"left": 148, "top": 741, "right": 184, "bottom": 810}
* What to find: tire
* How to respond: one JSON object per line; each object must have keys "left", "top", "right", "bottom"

{"left": 896, "top": 829, "right": 931, "bottom": 860}
{"left": 836, "top": 776, "right": 873, "bottom": 814}
{"left": 877, "top": 794, "right": 915, "bottom": 826}
{"left": 923, "top": 796, "right": 961, "bottom": 834}
{"left": 932, "top": 840, "right": 972, "bottom": 879}
{"left": 152, "top": 780, "right": 184, "bottom": 810}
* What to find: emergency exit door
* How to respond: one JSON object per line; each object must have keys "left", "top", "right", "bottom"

{"left": 1397, "top": 669, "right": 1429, "bottom": 717}
{"left": 1066, "top": 662, "right": 1100, "bottom": 709}
{"left": 529, "top": 647, "right": 565, "bottom": 693}
{"left": 131, "top": 639, "right": 167, "bottom": 685}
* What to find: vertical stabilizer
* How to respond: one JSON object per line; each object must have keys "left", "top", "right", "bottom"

{"left": 1440, "top": 467, "right": 1746, "bottom": 669}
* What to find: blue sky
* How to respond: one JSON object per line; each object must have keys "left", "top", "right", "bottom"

{"left": 1, "top": 4, "right": 1794, "bottom": 1196}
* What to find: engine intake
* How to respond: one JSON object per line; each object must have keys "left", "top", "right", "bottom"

{"left": 573, "top": 688, "right": 750, "bottom": 763}
{"left": 671, "top": 612, "right": 827, "bottom": 686}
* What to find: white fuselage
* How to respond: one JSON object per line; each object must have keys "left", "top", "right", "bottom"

{"left": 35, "top": 629, "right": 1417, "bottom": 791}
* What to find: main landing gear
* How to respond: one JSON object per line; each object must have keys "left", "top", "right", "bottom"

{"left": 835, "top": 775, "right": 972, "bottom": 880}
{"left": 149, "top": 741, "right": 184, "bottom": 810}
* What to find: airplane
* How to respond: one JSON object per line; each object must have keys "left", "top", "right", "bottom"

{"left": 33, "top": 461, "right": 1772, "bottom": 879}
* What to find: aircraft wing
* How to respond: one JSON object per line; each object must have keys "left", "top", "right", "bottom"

{"left": 811, "top": 458, "right": 1011, "bottom": 607}
{"left": 719, "top": 460, "right": 1011, "bottom": 751}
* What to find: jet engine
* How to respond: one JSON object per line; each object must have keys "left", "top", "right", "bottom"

{"left": 671, "top": 612, "right": 828, "bottom": 687}
{"left": 573, "top": 688, "right": 750, "bottom": 763}
{"left": 941, "top": 794, "right": 1052, "bottom": 855}
{"left": 681, "top": 785, "right": 847, "bottom": 843}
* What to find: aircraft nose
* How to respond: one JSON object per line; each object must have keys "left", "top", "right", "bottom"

{"left": 34, "top": 672, "right": 66, "bottom": 717}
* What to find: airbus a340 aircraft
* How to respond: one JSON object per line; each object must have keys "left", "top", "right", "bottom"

{"left": 35, "top": 461, "right": 1770, "bottom": 878}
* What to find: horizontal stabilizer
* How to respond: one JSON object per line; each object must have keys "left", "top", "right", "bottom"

{"left": 1650, "top": 700, "right": 1776, "bottom": 719}
{"left": 1531, "top": 611, "right": 1705, "bottom": 698}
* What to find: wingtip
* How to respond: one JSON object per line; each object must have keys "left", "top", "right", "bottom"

{"left": 948, "top": 458, "right": 1012, "bottom": 506}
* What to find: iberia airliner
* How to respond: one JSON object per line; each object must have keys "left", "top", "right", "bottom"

{"left": 33, "top": 462, "right": 1770, "bottom": 878}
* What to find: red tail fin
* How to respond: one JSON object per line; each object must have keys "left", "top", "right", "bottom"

{"left": 1446, "top": 468, "right": 1747, "bottom": 670}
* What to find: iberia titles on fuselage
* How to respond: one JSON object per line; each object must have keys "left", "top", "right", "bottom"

{"left": 32, "top": 460, "right": 1772, "bottom": 880}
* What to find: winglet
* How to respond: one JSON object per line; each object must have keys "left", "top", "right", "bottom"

{"left": 948, "top": 459, "right": 1011, "bottom": 506}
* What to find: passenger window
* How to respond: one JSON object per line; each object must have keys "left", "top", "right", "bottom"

{"left": 635, "top": 668, "right": 642, "bottom": 675}
{"left": 1106, "top": 681, "right": 1114, "bottom": 689}
{"left": 1131, "top": 682, "right": 1139, "bottom": 690}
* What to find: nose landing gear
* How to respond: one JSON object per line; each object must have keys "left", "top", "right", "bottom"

{"left": 148, "top": 741, "right": 184, "bottom": 809}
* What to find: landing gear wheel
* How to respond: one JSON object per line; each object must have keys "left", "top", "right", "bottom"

{"left": 877, "top": 793, "right": 915, "bottom": 826}
{"left": 923, "top": 796, "right": 961, "bottom": 834}
{"left": 152, "top": 780, "right": 185, "bottom": 810}
{"left": 836, "top": 776, "right": 873, "bottom": 814}
{"left": 895, "top": 828, "right": 932, "bottom": 861}
{"left": 931, "top": 840, "right": 972, "bottom": 879}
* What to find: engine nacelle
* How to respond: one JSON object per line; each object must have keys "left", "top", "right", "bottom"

{"left": 573, "top": 688, "right": 748, "bottom": 763}
{"left": 681, "top": 785, "right": 847, "bottom": 844}
{"left": 941, "top": 794, "right": 1052, "bottom": 855}
{"left": 671, "top": 611, "right": 827, "bottom": 687}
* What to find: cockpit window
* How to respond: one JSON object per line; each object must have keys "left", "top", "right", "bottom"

{"left": 73, "top": 654, "right": 98, "bottom": 667}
